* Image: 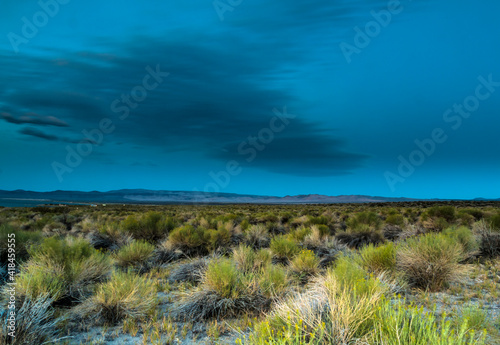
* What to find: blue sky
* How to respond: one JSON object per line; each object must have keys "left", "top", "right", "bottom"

{"left": 0, "top": 0, "right": 499, "bottom": 198}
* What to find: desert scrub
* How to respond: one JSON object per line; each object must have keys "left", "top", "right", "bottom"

{"left": 270, "top": 236, "right": 300, "bottom": 262}
{"left": 385, "top": 213, "right": 405, "bottom": 227}
{"left": 335, "top": 230, "right": 385, "bottom": 249}
{"left": 20, "top": 236, "right": 112, "bottom": 302}
{"left": 374, "top": 300, "right": 487, "bottom": 345}
{"left": 245, "top": 224, "right": 269, "bottom": 249}
{"left": 206, "top": 227, "right": 232, "bottom": 251}
{"left": 121, "top": 211, "right": 176, "bottom": 242}
{"left": 357, "top": 242, "right": 396, "bottom": 274}
{"left": 166, "top": 225, "right": 209, "bottom": 255}
{"left": 0, "top": 224, "right": 42, "bottom": 264}
{"left": 443, "top": 226, "right": 479, "bottom": 255}
{"left": 0, "top": 294, "right": 65, "bottom": 345}
{"left": 247, "top": 269, "right": 385, "bottom": 344}
{"left": 290, "top": 249, "right": 319, "bottom": 277}
{"left": 114, "top": 240, "right": 155, "bottom": 270}
{"left": 397, "top": 233, "right": 465, "bottom": 291}
{"left": 15, "top": 259, "right": 66, "bottom": 301}
{"left": 233, "top": 245, "right": 271, "bottom": 274}
{"left": 258, "top": 264, "right": 291, "bottom": 299}
{"left": 451, "top": 306, "right": 499, "bottom": 343}
{"left": 174, "top": 258, "right": 268, "bottom": 321}
{"left": 75, "top": 270, "right": 158, "bottom": 325}
{"left": 347, "top": 211, "right": 382, "bottom": 231}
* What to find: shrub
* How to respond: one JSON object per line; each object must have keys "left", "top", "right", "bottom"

{"left": 427, "top": 205, "right": 456, "bottom": 222}
{"left": 397, "top": 233, "right": 465, "bottom": 291}
{"left": 15, "top": 260, "right": 66, "bottom": 301}
{"left": 204, "top": 258, "right": 246, "bottom": 299}
{"left": 174, "top": 258, "right": 268, "bottom": 321}
{"left": 452, "top": 306, "right": 499, "bottom": 341}
{"left": 489, "top": 213, "right": 500, "bottom": 231}
{"left": 206, "top": 227, "right": 231, "bottom": 251}
{"left": 249, "top": 270, "right": 385, "bottom": 344}
{"left": 290, "top": 249, "right": 319, "bottom": 276}
{"left": 0, "top": 295, "right": 65, "bottom": 345}
{"left": 245, "top": 224, "right": 269, "bottom": 249}
{"left": 443, "top": 226, "right": 479, "bottom": 254}
{"left": 288, "top": 226, "right": 312, "bottom": 242}
{"left": 23, "top": 237, "right": 112, "bottom": 301}
{"left": 233, "top": 245, "right": 256, "bottom": 273}
{"left": 114, "top": 240, "right": 155, "bottom": 270}
{"left": 121, "top": 211, "right": 175, "bottom": 242}
{"left": 75, "top": 270, "right": 158, "bottom": 324}
{"left": 270, "top": 236, "right": 300, "bottom": 262}
{"left": 168, "top": 257, "right": 208, "bottom": 284}
{"left": 347, "top": 211, "right": 382, "bottom": 231}
{"left": 374, "top": 300, "right": 486, "bottom": 345}
{"left": 258, "top": 264, "right": 291, "bottom": 299}
{"left": 358, "top": 242, "right": 396, "bottom": 274}
{"left": 336, "top": 230, "right": 384, "bottom": 249}
{"left": 167, "top": 225, "right": 209, "bottom": 255}
{"left": 0, "top": 224, "right": 42, "bottom": 264}
{"left": 385, "top": 214, "right": 405, "bottom": 227}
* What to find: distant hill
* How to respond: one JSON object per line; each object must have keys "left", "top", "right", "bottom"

{"left": 0, "top": 189, "right": 498, "bottom": 206}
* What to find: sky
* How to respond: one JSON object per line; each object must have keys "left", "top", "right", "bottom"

{"left": 0, "top": 0, "right": 499, "bottom": 199}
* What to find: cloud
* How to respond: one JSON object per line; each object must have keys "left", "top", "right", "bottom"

{"left": 19, "top": 127, "right": 59, "bottom": 141}
{"left": 18, "top": 127, "right": 95, "bottom": 144}
{"left": 1, "top": 32, "right": 368, "bottom": 176}
{"left": 1, "top": 112, "right": 69, "bottom": 127}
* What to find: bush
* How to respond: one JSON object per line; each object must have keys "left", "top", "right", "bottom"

{"left": 374, "top": 300, "right": 486, "bottom": 345}
{"left": 358, "top": 242, "right": 396, "bottom": 274}
{"left": 290, "top": 249, "right": 319, "bottom": 276}
{"left": 489, "top": 213, "right": 500, "bottom": 231}
{"left": 174, "top": 258, "right": 268, "bottom": 321}
{"left": 385, "top": 214, "right": 405, "bottom": 227}
{"left": 443, "top": 226, "right": 479, "bottom": 254}
{"left": 248, "top": 269, "right": 385, "bottom": 344}
{"left": 16, "top": 260, "right": 66, "bottom": 302}
{"left": 23, "top": 237, "right": 111, "bottom": 301}
{"left": 397, "top": 233, "right": 464, "bottom": 291}
{"left": 206, "top": 227, "right": 231, "bottom": 251}
{"left": 245, "top": 224, "right": 269, "bottom": 249}
{"left": 75, "top": 270, "right": 157, "bottom": 324}
{"left": 114, "top": 240, "right": 155, "bottom": 270}
{"left": 204, "top": 258, "right": 246, "bottom": 299}
{"left": 270, "top": 236, "right": 300, "bottom": 261}
{"left": 0, "top": 295, "right": 65, "bottom": 345}
{"left": 0, "top": 224, "right": 42, "bottom": 264}
{"left": 168, "top": 257, "right": 208, "bottom": 284}
{"left": 167, "top": 225, "right": 209, "bottom": 255}
{"left": 258, "top": 264, "right": 290, "bottom": 299}
{"left": 121, "top": 211, "right": 175, "bottom": 242}
{"left": 233, "top": 245, "right": 256, "bottom": 273}
{"left": 427, "top": 206, "right": 456, "bottom": 222}
{"left": 347, "top": 211, "right": 382, "bottom": 231}
{"left": 336, "top": 230, "right": 384, "bottom": 249}
{"left": 452, "top": 306, "right": 499, "bottom": 341}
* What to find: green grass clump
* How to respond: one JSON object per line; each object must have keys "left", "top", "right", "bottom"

{"left": 206, "top": 227, "right": 231, "bottom": 250}
{"left": 358, "top": 242, "right": 396, "bottom": 274}
{"left": 204, "top": 258, "right": 246, "bottom": 299}
{"left": 374, "top": 300, "right": 486, "bottom": 345}
{"left": 290, "top": 249, "right": 319, "bottom": 276}
{"left": 347, "top": 211, "right": 382, "bottom": 231}
{"left": 16, "top": 260, "right": 66, "bottom": 301}
{"left": 452, "top": 307, "right": 499, "bottom": 342}
{"left": 167, "top": 225, "right": 209, "bottom": 255}
{"left": 443, "top": 226, "right": 479, "bottom": 254}
{"left": 385, "top": 214, "right": 405, "bottom": 227}
{"left": 121, "top": 211, "right": 176, "bottom": 242}
{"left": 258, "top": 264, "right": 291, "bottom": 299}
{"left": 0, "top": 224, "right": 42, "bottom": 264}
{"left": 76, "top": 270, "right": 158, "bottom": 324}
{"left": 426, "top": 205, "right": 457, "bottom": 222}
{"left": 270, "top": 236, "right": 300, "bottom": 261}
{"left": 489, "top": 213, "right": 500, "bottom": 231}
{"left": 114, "top": 240, "right": 155, "bottom": 269}
{"left": 21, "top": 237, "right": 112, "bottom": 301}
{"left": 397, "top": 233, "right": 464, "bottom": 291}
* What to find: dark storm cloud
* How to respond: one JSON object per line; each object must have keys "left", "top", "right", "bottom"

{"left": 19, "top": 127, "right": 59, "bottom": 141}
{"left": 1, "top": 112, "right": 69, "bottom": 127}
{"left": 0, "top": 29, "right": 368, "bottom": 176}
{"left": 18, "top": 127, "right": 95, "bottom": 144}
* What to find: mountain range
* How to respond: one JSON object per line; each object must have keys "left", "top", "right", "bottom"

{"left": 0, "top": 189, "right": 498, "bottom": 206}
